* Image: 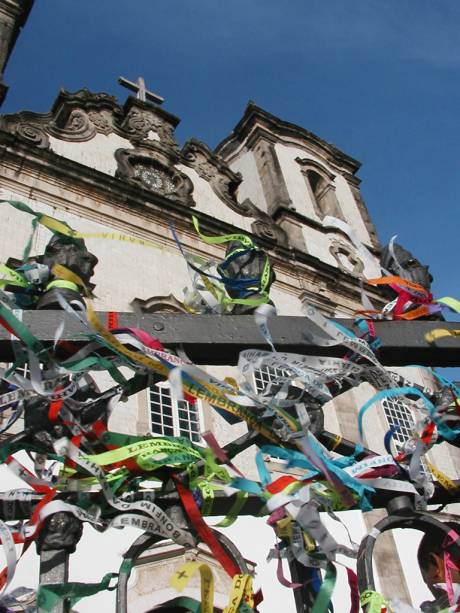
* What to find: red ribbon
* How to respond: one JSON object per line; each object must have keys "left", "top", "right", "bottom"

{"left": 174, "top": 478, "right": 241, "bottom": 578}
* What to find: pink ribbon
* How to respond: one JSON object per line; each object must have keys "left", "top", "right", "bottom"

{"left": 443, "top": 529, "right": 460, "bottom": 606}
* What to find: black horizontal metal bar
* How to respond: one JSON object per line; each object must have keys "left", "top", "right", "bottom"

{"left": 0, "top": 481, "right": 458, "bottom": 522}
{"left": 0, "top": 312, "right": 459, "bottom": 366}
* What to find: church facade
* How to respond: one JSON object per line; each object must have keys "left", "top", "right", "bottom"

{"left": 2, "top": 83, "right": 460, "bottom": 609}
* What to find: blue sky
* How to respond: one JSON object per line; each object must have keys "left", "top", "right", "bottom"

{"left": 3, "top": 0, "right": 459, "bottom": 367}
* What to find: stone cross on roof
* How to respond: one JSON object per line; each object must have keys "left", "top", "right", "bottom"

{"left": 118, "top": 76, "right": 164, "bottom": 105}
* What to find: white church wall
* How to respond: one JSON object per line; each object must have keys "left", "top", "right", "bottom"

{"left": 334, "top": 174, "right": 373, "bottom": 246}
{"left": 300, "top": 224, "right": 340, "bottom": 267}
{"left": 274, "top": 143, "right": 318, "bottom": 219}
{"left": 0, "top": 191, "right": 190, "bottom": 312}
{"left": 300, "top": 224, "right": 381, "bottom": 280}
{"left": 49, "top": 132, "right": 134, "bottom": 176}
{"left": 176, "top": 164, "right": 253, "bottom": 232}
{"left": 227, "top": 149, "right": 268, "bottom": 213}
{"left": 269, "top": 285, "right": 304, "bottom": 316}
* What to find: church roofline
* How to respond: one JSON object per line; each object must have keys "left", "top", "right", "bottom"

{"left": 215, "top": 101, "right": 362, "bottom": 174}
{"left": 2, "top": 88, "right": 181, "bottom": 131}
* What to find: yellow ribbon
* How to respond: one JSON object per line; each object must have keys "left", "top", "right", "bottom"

{"left": 84, "top": 438, "right": 202, "bottom": 466}
{"left": 39, "top": 215, "right": 163, "bottom": 251}
{"left": 425, "top": 328, "right": 460, "bottom": 343}
{"left": 426, "top": 461, "right": 459, "bottom": 494}
{"left": 436, "top": 296, "right": 460, "bottom": 313}
{"left": 170, "top": 562, "right": 214, "bottom": 613}
{"left": 223, "top": 574, "right": 254, "bottom": 613}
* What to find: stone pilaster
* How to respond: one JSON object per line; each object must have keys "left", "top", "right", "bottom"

{"left": 248, "top": 129, "right": 292, "bottom": 216}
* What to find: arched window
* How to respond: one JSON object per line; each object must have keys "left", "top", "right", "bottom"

{"left": 305, "top": 169, "right": 343, "bottom": 220}
{"left": 296, "top": 157, "right": 343, "bottom": 221}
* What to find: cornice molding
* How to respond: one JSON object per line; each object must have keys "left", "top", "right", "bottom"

{"left": 272, "top": 205, "right": 381, "bottom": 257}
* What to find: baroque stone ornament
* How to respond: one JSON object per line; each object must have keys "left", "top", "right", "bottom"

{"left": 115, "top": 148, "right": 195, "bottom": 207}
{"left": 49, "top": 108, "right": 97, "bottom": 142}
{"left": 133, "top": 164, "right": 176, "bottom": 194}
{"left": 120, "top": 97, "right": 180, "bottom": 152}
{"left": 181, "top": 139, "right": 288, "bottom": 246}
{"left": 15, "top": 122, "right": 50, "bottom": 149}
{"left": 131, "top": 293, "right": 186, "bottom": 313}
{"left": 250, "top": 204, "right": 289, "bottom": 247}
{"left": 87, "top": 109, "right": 113, "bottom": 135}
{"left": 329, "top": 239, "right": 364, "bottom": 277}
{"left": 182, "top": 139, "right": 252, "bottom": 216}
{"left": 1, "top": 88, "right": 123, "bottom": 145}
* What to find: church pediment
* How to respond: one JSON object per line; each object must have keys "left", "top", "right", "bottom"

{"left": 0, "top": 88, "right": 180, "bottom": 151}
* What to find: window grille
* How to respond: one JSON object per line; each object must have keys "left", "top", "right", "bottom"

{"left": 253, "top": 365, "right": 290, "bottom": 395}
{"left": 382, "top": 397, "right": 430, "bottom": 475}
{"left": 149, "top": 382, "right": 201, "bottom": 444}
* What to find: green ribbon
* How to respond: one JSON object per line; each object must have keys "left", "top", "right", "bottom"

{"left": 150, "top": 595, "right": 202, "bottom": 612}
{"left": 0, "top": 264, "right": 29, "bottom": 288}
{"left": 84, "top": 436, "right": 203, "bottom": 468}
{"left": 311, "top": 563, "right": 337, "bottom": 613}
{"left": 119, "top": 558, "right": 133, "bottom": 575}
{"left": 137, "top": 450, "right": 202, "bottom": 471}
{"left": 0, "top": 302, "right": 48, "bottom": 359}
{"left": 360, "top": 589, "right": 388, "bottom": 612}
{"left": 0, "top": 199, "right": 81, "bottom": 260}
{"left": 36, "top": 572, "right": 118, "bottom": 612}
{"left": 215, "top": 491, "right": 248, "bottom": 527}
{"left": 191, "top": 216, "right": 272, "bottom": 308}
{"left": 192, "top": 216, "right": 256, "bottom": 249}
{"left": 46, "top": 279, "right": 80, "bottom": 292}
{"left": 197, "top": 479, "right": 215, "bottom": 516}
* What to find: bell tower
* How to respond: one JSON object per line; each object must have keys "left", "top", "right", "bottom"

{"left": 216, "top": 102, "right": 382, "bottom": 317}
{"left": 0, "top": 0, "right": 34, "bottom": 107}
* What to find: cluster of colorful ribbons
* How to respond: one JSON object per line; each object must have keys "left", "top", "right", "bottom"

{"left": 0, "top": 199, "right": 459, "bottom": 611}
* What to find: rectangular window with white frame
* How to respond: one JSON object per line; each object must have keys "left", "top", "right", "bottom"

{"left": 149, "top": 381, "right": 203, "bottom": 444}
{"left": 382, "top": 397, "right": 431, "bottom": 477}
